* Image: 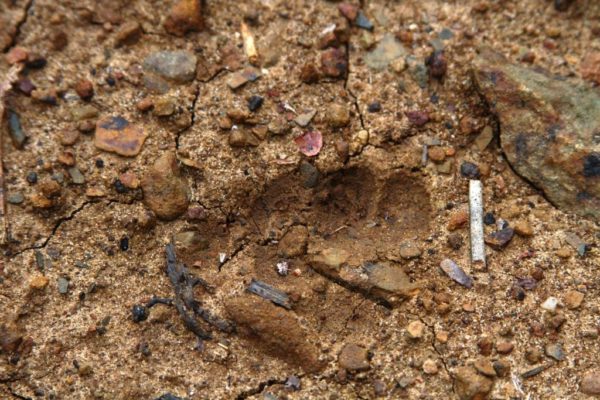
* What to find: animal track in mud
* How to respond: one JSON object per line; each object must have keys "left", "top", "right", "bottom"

{"left": 201, "top": 165, "right": 434, "bottom": 370}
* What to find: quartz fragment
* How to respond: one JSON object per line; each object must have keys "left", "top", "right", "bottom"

{"left": 440, "top": 258, "right": 473, "bottom": 288}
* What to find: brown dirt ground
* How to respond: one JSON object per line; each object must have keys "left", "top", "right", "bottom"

{"left": 1, "top": 0, "right": 599, "bottom": 399}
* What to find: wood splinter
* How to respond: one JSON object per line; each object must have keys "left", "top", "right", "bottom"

{"left": 241, "top": 21, "right": 259, "bottom": 66}
{"left": 469, "top": 179, "right": 486, "bottom": 268}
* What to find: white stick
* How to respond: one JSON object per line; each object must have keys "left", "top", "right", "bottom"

{"left": 469, "top": 180, "right": 485, "bottom": 268}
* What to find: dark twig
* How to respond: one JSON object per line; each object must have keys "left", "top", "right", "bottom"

{"left": 131, "top": 245, "right": 235, "bottom": 340}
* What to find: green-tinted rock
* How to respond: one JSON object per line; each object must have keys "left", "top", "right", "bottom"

{"left": 364, "top": 34, "right": 406, "bottom": 71}
{"left": 473, "top": 49, "right": 600, "bottom": 220}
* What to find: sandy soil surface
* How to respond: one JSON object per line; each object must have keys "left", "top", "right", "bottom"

{"left": 1, "top": 0, "right": 599, "bottom": 399}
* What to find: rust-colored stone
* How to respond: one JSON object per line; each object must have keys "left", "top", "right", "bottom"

{"left": 321, "top": 47, "right": 347, "bottom": 78}
{"left": 94, "top": 116, "right": 147, "bottom": 157}
{"left": 581, "top": 52, "right": 600, "bottom": 85}
{"left": 164, "top": 0, "right": 204, "bottom": 37}
{"left": 141, "top": 153, "right": 190, "bottom": 220}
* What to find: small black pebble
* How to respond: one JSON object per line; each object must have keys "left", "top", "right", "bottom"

{"left": 25, "top": 56, "right": 47, "bottom": 69}
{"left": 120, "top": 236, "right": 129, "bottom": 251}
{"left": 554, "top": 0, "right": 573, "bottom": 11}
{"left": 368, "top": 101, "right": 382, "bottom": 113}
{"left": 460, "top": 161, "right": 480, "bottom": 179}
{"left": 155, "top": 394, "right": 185, "bottom": 400}
{"left": 139, "top": 342, "right": 152, "bottom": 357}
{"left": 26, "top": 171, "right": 38, "bottom": 184}
{"left": 95, "top": 159, "right": 104, "bottom": 168}
{"left": 582, "top": 152, "right": 600, "bottom": 177}
{"left": 247, "top": 95, "right": 264, "bottom": 112}
{"left": 131, "top": 305, "right": 148, "bottom": 323}
{"left": 483, "top": 212, "right": 495, "bottom": 225}
{"left": 425, "top": 50, "right": 447, "bottom": 80}
{"left": 106, "top": 76, "right": 116, "bottom": 86}
{"left": 114, "top": 179, "right": 127, "bottom": 193}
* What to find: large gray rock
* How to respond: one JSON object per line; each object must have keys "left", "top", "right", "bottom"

{"left": 473, "top": 49, "right": 599, "bottom": 220}
{"left": 143, "top": 50, "right": 197, "bottom": 83}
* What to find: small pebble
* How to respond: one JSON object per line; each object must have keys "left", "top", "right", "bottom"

{"left": 326, "top": 104, "right": 350, "bottom": 128}
{"left": 368, "top": 102, "right": 381, "bottom": 113}
{"left": 132, "top": 304, "right": 148, "bottom": 322}
{"left": 436, "top": 331, "right": 449, "bottom": 343}
{"left": 422, "top": 359, "right": 438, "bottom": 375}
{"left": 27, "top": 171, "right": 38, "bottom": 184}
{"left": 406, "top": 320, "right": 425, "bottom": 339}
{"left": 285, "top": 375, "right": 301, "bottom": 391}
{"left": 514, "top": 220, "right": 534, "bottom": 237}
{"left": 247, "top": 95, "right": 264, "bottom": 112}
{"left": 115, "top": 21, "right": 142, "bottom": 47}
{"left": 29, "top": 275, "right": 49, "bottom": 290}
{"left": 338, "top": 343, "right": 370, "bottom": 371}
{"left": 447, "top": 209, "right": 468, "bottom": 231}
{"left": 120, "top": 236, "right": 129, "bottom": 251}
{"left": 164, "top": 0, "right": 204, "bottom": 36}
{"left": 541, "top": 296, "right": 559, "bottom": 312}
{"left": 440, "top": 258, "right": 473, "bottom": 288}
{"left": 95, "top": 116, "right": 147, "bottom": 157}
{"left": 496, "top": 341, "right": 514, "bottom": 354}
{"left": 75, "top": 79, "right": 94, "bottom": 100}
{"left": 447, "top": 232, "right": 463, "bottom": 250}
{"left": 68, "top": 167, "right": 85, "bottom": 184}
{"left": 473, "top": 358, "right": 496, "bottom": 377}
{"left": 483, "top": 212, "right": 495, "bottom": 225}
{"left": 60, "top": 130, "right": 79, "bottom": 146}
{"left": 57, "top": 277, "right": 69, "bottom": 294}
{"left": 8, "top": 111, "right": 26, "bottom": 149}
{"left": 564, "top": 290, "right": 584, "bottom": 309}
{"left": 460, "top": 161, "right": 480, "bottom": 179}
{"left": 425, "top": 50, "right": 447, "bottom": 79}
{"left": 143, "top": 51, "right": 198, "bottom": 83}
{"left": 7, "top": 192, "right": 24, "bottom": 204}
{"left": 485, "top": 227, "right": 514, "bottom": 249}
{"left": 581, "top": 370, "right": 600, "bottom": 395}
{"left": 525, "top": 348, "right": 543, "bottom": 364}
{"left": 321, "top": 48, "right": 347, "bottom": 78}
{"left": 355, "top": 11, "right": 373, "bottom": 30}
{"left": 545, "top": 343, "right": 565, "bottom": 361}
{"left": 399, "top": 240, "right": 421, "bottom": 259}
{"left": 114, "top": 179, "right": 127, "bottom": 193}
{"left": 428, "top": 147, "right": 446, "bottom": 163}
{"left": 493, "top": 360, "right": 510, "bottom": 378}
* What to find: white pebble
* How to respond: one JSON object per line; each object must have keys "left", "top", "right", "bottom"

{"left": 541, "top": 296, "right": 559, "bottom": 312}
{"left": 276, "top": 261, "right": 289, "bottom": 276}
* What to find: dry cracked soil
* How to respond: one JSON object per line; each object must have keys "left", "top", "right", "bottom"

{"left": 1, "top": 0, "right": 600, "bottom": 399}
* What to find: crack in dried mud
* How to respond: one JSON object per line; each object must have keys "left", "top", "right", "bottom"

{"left": 2, "top": 0, "right": 34, "bottom": 54}
{"left": 5, "top": 385, "right": 32, "bottom": 400}
{"left": 419, "top": 316, "right": 456, "bottom": 395}
{"left": 234, "top": 377, "right": 288, "bottom": 400}
{"left": 10, "top": 200, "right": 94, "bottom": 256}
{"left": 9, "top": 198, "right": 139, "bottom": 257}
